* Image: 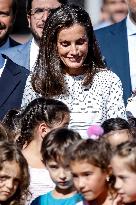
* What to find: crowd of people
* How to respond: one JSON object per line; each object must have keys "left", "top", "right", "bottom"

{"left": 0, "top": 0, "right": 136, "bottom": 204}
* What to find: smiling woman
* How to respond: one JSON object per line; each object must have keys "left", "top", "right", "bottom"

{"left": 21, "top": 4, "right": 126, "bottom": 138}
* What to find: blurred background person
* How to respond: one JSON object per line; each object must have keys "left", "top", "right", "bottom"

{"left": 0, "top": 0, "right": 20, "bottom": 50}
{"left": 95, "top": 0, "right": 136, "bottom": 106}
{"left": 95, "top": 0, "right": 128, "bottom": 29}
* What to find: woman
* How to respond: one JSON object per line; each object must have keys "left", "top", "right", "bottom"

{"left": 22, "top": 4, "right": 126, "bottom": 138}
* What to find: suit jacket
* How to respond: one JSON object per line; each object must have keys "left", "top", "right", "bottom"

{"left": 95, "top": 19, "right": 132, "bottom": 105}
{"left": 0, "top": 58, "right": 29, "bottom": 120}
{"left": 0, "top": 40, "right": 32, "bottom": 120}
{"left": 1, "top": 39, "right": 32, "bottom": 69}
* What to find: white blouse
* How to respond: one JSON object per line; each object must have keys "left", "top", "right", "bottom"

{"left": 22, "top": 70, "right": 126, "bottom": 138}
{"left": 27, "top": 167, "right": 55, "bottom": 204}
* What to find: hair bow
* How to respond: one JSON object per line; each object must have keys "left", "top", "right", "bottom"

{"left": 87, "top": 125, "right": 104, "bottom": 140}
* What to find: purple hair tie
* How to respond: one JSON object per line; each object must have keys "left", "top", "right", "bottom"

{"left": 87, "top": 125, "right": 104, "bottom": 140}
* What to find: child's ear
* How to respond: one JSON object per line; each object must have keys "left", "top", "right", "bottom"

{"left": 38, "top": 123, "right": 49, "bottom": 139}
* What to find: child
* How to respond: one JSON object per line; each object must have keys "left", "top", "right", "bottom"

{"left": 0, "top": 123, "right": 9, "bottom": 141}
{"left": 2, "top": 109, "right": 22, "bottom": 141}
{"left": 68, "top": 138, "right": 115, "bottom": 205}
{"left": 111, "top": 141, "right": 136, "bottom": 204}
{"left": 31, "top": 128, "right": 83, "bottom": 205}
{"left": 101, "top": 118, "right": 131, "bottom": 147}
{"left": 17, "top": 97, "right": 70, "bottom": 203}
{"left": 0, "top": 140, "right": 30, "bottom": 205}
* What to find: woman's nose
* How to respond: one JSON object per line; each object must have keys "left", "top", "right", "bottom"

{"left": 70, "top": 44, "right": 78, "bottom": 55}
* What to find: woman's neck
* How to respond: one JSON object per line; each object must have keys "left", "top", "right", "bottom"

{"left": 63, "top": 66, "right": 88, "bottom": 76}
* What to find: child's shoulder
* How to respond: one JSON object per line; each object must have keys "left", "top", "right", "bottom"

{"left": 69, "top": 192, "right": 84, "bottom": 204}
{"left": 30, "top": 192, "right": 51, "bottom": 205}
{"left": 31, "top": 192, "right": 84, "bottom": 205}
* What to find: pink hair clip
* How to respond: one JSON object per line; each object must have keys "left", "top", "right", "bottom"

{"left": 87, "top": 125, "right": 104, "bottom": 140}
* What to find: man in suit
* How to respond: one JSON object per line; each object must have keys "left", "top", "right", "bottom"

{"left": 0, "top": 0, "right": 19, "bottom": 49}
{"left": 2, "top": 0, "right": 67, "bottom": 70}
{"left": 0, "top": 0, "right": 67, "bottom": 120}
{"left": 95, "top": 0, "right": 128, "bottom": 29}
{"left": 95, "top": 0, "right": 136, "bottom": 105}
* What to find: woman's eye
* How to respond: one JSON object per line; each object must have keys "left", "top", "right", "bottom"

{"left": 76, "top": 39, "right": 87, "bottom": 45}
{"left": 61, "top": 42, "right": 70, "bottom": 47}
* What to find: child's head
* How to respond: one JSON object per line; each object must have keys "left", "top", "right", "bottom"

{"left": 0, "top": 141, "right": 30, "bottom": 204}
{"left": 111, "top": 141, "right": 136, "bottom": 204}
{"left": 41, "top": 128, "right": 81, "bottom": 192}
{"left": 2, "top": 109, "right": 22, "bottom": 142}
{"left": 0, "top": 123, "right": 9, "bottom": 141}
{"left": 18, "top": 97, "right": 70, "bottom": 148}
{"left": 101, "top": 118, "right": 131, "bottom": 147}
{"left": 68, "top": 139, "right": 112, "bottom": 202}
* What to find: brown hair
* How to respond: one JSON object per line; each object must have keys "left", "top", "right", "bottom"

{"left": 17, "top": 98, "right": 70, "bottom": 148}
{"left": 112, "top": 141, "right": 136, "bottom": 173}
{"left": 0, "top": 141, "right": 30, "bottom": 205}
{"left": 0, "top": 123, "right": 9, "bottom": 141}
{"left": 41, "top": 128, "right": 81, "bottom": 164}
{"left": 69, "top": 138, "right": 111, "bottom": 171}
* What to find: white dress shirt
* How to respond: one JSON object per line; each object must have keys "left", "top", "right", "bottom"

{"left": 0, "top": 59, "right": 7, "bottom": 77}
{"left": 127, "top": 15, "right": 136, "bottom": 91}
{"left": 29, "top": 38, "right": 39, "bottom": 72}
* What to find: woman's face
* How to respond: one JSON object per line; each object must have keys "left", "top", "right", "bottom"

{"left": 57, "top": 23, "right": 89, "bottom": 75}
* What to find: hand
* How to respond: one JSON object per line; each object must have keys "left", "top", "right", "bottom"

{"left": 112, "top": 194, "right": 123, "bottom": 205}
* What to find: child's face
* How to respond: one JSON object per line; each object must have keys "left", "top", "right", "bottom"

{"left": 105, "top": 130, "right": 129, "bottom": 147}
{"left": 111, "top": 155, "right": 136, "bottom": 203}
{"left": 0, "top": 160, "right": 21, "bottom": 202}
{"left": 70, "top": 160, "right": 108, "bottom": 202}
{"left": 46, "top": 160, "right": 73, "bottom": 191}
